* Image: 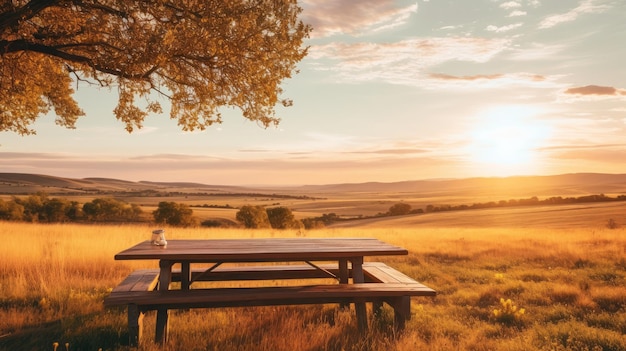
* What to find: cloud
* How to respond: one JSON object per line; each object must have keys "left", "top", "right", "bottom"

{"left": 560, "top": 85, "right": 626, "bottom": 102}
{"left": 500, "top": 1, "right": 522, "bottom": 10}
{"left": 506, "top": 42, "right": 567, "bottom": 61}
{"left": 508, "top": 10, "right": 527, "bottom": 17}
{"left": 0, "top": 152, "right": 74, "bottom": 160}
{"left": 539, "top": 0, "right": 609, "bottom": 29}
{"left": 301, "top": 0, "right": 417, "bottom": 38}
{"left": 564, "top": 85, "right": 625, "bottom": 96}
{"left": 0, "top": 151, "right": 458, "bottom": 185}
{"left": 345, "top": 148, "right": 429, "bottom": 155}
{"left": 541, "top": 143, "right": 626, "bottom": 152}
{"left": 425, "top": 72, "right": 556, "bottom": 90}
{"left": 429, "top": 73, "right": 504, "bottom": 81}
{"left": 486, "top": 22, "right": 523, "bottom": 33}
{"left": 309, "top": 37, "right": 510, "bottom": 85}
{"left": 548, "top": 145, "right": 626, "bottom": 163}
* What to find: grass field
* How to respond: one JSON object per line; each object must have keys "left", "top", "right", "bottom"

{"left": 1, "top": 219, "right": 625, "bottom": 351}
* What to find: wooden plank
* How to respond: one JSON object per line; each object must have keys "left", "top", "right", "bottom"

{"left": 104, "top": 283, "right": 436, "bottom": 307}
{"left": 114, "top": 238, "right": 408, "bottom": 262}
{"left": 105, "top": 263, "right": 436, "bottom": 307}
{"left": 176, "top": 264, "right": 342, "bottom": 282}
{"left": 363, "top": 262, "right": 419, "bottom": 284}
{"left": 110, "top": 269, "right": 160, "bottom": 293}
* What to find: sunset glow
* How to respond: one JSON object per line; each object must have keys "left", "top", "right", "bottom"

{"left": 466, "top": 105, "right": 551, "bottom": 175}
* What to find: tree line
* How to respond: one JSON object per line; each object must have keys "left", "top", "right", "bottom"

{"left": 300, "top": 193, "right": 626, "bottom": 227}
{"left": 0, "top": 193, "right": 197, "bottom": 227}
{"left": 0, "top": 193, "right": 303, "bottom": 229}
{"left": 405, "top": 193, "right": 626, "bottom": 215}
{"left": 2, "top": 192, "right": 624, "bottom": 229}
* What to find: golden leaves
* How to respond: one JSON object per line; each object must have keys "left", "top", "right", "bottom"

{"left": 0, "top": 53, "right": 84, "bottom": 134}
{"left": 1, "top": 0, "right": 311, "bottom": 134}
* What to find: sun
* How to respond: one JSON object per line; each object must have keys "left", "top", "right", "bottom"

{"left": 465, "top": 105, "right": 551, "bottom": 175}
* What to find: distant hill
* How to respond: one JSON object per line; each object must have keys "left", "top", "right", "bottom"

{"left": 1, "top": 172, "right": 626, "bottom": 198}
{"left": 297, "top": 173, "right": 626, "bottom": 198}
{"left": 0, "top": 173, "right": 255, "bottom": 194}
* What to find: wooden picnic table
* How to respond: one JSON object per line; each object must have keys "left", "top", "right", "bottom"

{"left": 112, "top": 238, "right": 412, "bottom": 344}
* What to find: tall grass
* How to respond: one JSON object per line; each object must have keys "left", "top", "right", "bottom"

{"left": 1, "top": 222, "right": 625, "bottom": 350}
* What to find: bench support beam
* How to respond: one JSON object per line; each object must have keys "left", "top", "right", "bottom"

{"left": 350, "top": 257, "right": 368, "bottom": 331}
{"left": 157, "top": 260, "right": 174, "bottom": 344}
{"left": 128, "top": 304, "right": 143, "bottom": 347}
{"left": 155, "top": 309, "right": 169, "bottom": 345}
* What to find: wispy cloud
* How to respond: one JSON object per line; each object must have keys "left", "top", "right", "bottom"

{"left": 426, "top": 72, "right": 558, "bottom": 90}
{"left": 486, "top": 23, "right": 523, "bottom": 33}
{"left": 500, "top": 1, "right": 522, "bottom": 10}
{"left": 508, "top": 10, "right": 527, "bottom": 17}
{"left": 429, "top": 73, "right": 504, "bottom": 81}
{"left": 309, "top": 37, "right": 510, "bottom": 85}
{"left": 301, "top": 0, "right": 417, "bottom": 38}
{"left": 345, "top": 148, "right": 429, "bottom": 155}
{"left": 128, "top": 154, "right": 226, "bottom": 161}
{"left": 539, "top": 0, "right": 609, "bottom": 29}
{"left": 506, "top": 42, "right": 567, "bottom": 61}
{"left": 564, "top": 85, "right": 626, "bottom": 96}
{"left": 0, "top": 151, "right": 458, "bottom": 185}
{"left": 549, "top": 145, "right": 626, "bottom": 163}
{"left": 560, "top": 85, "right": 626, "bottom": 102}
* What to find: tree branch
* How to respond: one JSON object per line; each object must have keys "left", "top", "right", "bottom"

{"left": 0, "top": 0, "right": 59, "bottom": 33}
{"left": 1, "top": 39, "right": 159, "bottom": 80}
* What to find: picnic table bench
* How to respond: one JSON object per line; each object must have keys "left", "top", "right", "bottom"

{"left": 104, "top": 239, "right": 436, "bottom": 346}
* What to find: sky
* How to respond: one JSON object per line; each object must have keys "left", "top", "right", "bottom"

{"left": 1, "top": 0, "right": 625, "bottom": 186}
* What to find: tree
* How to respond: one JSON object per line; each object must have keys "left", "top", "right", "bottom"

{"left": 83, "top": 197, "right": 141, "bottom": 222}
{"left": 1, "top": 1, "right": 311, "bottom": 135}
{"left": 41, "top": 197, "right": 79, "bottom": 222}
{"left": 0, "top": 198, "right": 23, "bottom": 221}
{"left": 266, "top": 206, "right": 299, "bottom": 229}
{"left": 388, "top": 202, "right": 412, "bottom": 216}
{"left": 236, "top": 205, "right": 270, "bottom": 229}
{"left": 13, "top": 192, "right": 47, "bottom": 221}
{"left": 153, "top": 201, "right": 196, "bottom": 227}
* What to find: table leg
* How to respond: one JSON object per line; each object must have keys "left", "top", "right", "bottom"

{"left": 339, "top": 259, "right": 349, "bottom": 284}
{"left": 181, "top": 262, "right": 191, "bottom": 290}
{"left": 339, "top": 259, "right": 349, "bottom": 309}
{"left": 351, "top": 257, "right": 367, "bottom": 331}
{"left": 158, "top": 260, "right": 173, "bottom": 291}
{"left": 156, "top": 260, "right": 173, "bottom": 344}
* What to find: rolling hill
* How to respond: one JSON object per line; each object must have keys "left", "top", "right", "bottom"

{"left": 1, "top": 172, "right": 625, "bottom": 229}
{"left": 2, "top": 172, "right": 626, "bottom": 198}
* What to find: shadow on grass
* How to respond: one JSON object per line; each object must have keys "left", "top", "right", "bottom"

{"left": 0, "top": 311, "right": 128, "bottom": 351}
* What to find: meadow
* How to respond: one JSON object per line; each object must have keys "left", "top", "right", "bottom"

{"left": 1, "top": 220, "right": 625, "bottom": 351}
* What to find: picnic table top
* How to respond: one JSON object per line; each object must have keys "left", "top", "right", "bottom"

{"left": 114, "top": 238, "right": 408, "bottom": 262}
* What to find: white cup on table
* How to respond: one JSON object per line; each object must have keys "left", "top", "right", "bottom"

{"left": 151, "top": 229, "right": 167, "bottom": 246}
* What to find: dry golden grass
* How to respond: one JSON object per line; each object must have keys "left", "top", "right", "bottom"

{"left": 1, "top": 222, "right": 625, "bottom": 351}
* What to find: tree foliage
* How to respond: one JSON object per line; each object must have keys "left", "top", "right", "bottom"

{"left": 266, "top": 206, "right": 300, "bottom": 229}
{"left": 12, "top": 192, "right": 47, "bottom": 221}
{"left": 235, "top": 205, "right": 270, "bottom": 229}
{"left": 0, "top": 198, "right": 24, "bottom": 220}
{"left": 0, "top": 0, "right": 310, "bottom": 135}
{"left": 153, "top": 201, "right": 196, "bottom": 227}
{"left": 388, "top": 202, "right": 412, "bottom": 216}
{"left": 10, "top": 192, "right": 82, "bottom": 222}
{"left": 82, "top": 197, "right": 142, "bottom": 222}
